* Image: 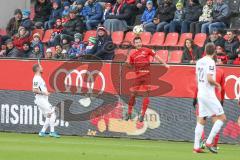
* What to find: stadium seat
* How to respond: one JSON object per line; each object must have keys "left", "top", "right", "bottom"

{"left": 112, "top": 31, "right": 124, "bottom": 45}
{"left": 168, "top": 50, "right": 183, "bottom": 63}
{"left": 83, "top": 30, "right": 97, "bottom": 42}
{"left": 31, "top": 29, "right": 44, "bottom": 41}
{"left": 140, "top": 32, "right": 152, "bottom": 46}
{"left": 163, "top": 32, "right": 179, "bottom": 47}
{"left": 123, "top": 32, "right": 136, "bottom": 45}
{"left": 194, "top": 33, "right": 207, "bottom": 47}
{"left": 42, "top": 29, "right": 54, "bottom": 43}
{"left": 0, "top": 28, "right": 7, "bottom": 35}
{"left": 149, "top": 32, "right": 165, "bottom": 47}
{"left": 154, "top": 50, "right": 169, "bottom": 63}
{"left": 113, "top": 49, "right": 128, "bottom": 62}
{"left": 176, "top": 33, "right": 193, "bottom": 47}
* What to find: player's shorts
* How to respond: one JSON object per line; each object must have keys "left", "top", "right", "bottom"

{"left": 198, "top": 96, "right": 224, "bottom": 118}
{"left": 131, "top": 71, "right": 151, "bottom": 93}
{"left": 34, "top": 96, "right": 55, "bottom": 117}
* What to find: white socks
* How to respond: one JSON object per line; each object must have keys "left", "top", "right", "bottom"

{"left": 194, "top": 123, "right": 204, "bottom": 149}
{"left": 206, "top": 120, "right": 224, "bottom": 144}
{"left": 41, "top": 118, "right": 50, "bottom": 133}
{"left": 49, "top": 113, "right": 56, "bottom": 133}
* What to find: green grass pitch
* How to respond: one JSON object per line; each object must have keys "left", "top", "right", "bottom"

{"left": 0, "top": 132, "right": 239, "bottom": 160}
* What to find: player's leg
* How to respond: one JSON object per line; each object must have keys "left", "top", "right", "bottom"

{"left": 193, "top": 117, "right": 206, "bottom": 153}
{"left": 39, "top": 116, "right": 50, "bottom": 137}
{"left": 126, "top": 92, "right": 136, "bottom": 121}
{"left": 49, "top": 111, "right": 60, "bottom": 138}
{"left": 211, "top": 117, "right": 220, "bottom": 148}
{"left": 139, "top": 94, "right": 150, "bottom": 122}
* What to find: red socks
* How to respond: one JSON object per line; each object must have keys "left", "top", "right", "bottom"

{"left": 141, "top": 97, "right": 150, "bottom": 116}
{"left": 213, "top": 132, "right": 220, "bottom": 147}
{"left": 128, "top": 96, "right": 136, "bottom": 115}
{"left": 201, "top": 131, "right": 205, "bottom": 140}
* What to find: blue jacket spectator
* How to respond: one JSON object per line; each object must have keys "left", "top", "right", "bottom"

{"left": 141, "top": 6, "right": 156, "bottom": 25}
{"left": 81, "top": 0, "right": 103, "bottom": 30}
{"left": 21, "top": 9, "right": 34, "bottom": 31}
{"left": 62, "top": 1, "right": 71, "bottom": 17}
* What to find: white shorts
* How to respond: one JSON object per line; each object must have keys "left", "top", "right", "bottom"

{"left": 198, "top": 96, "right": 224, "bottom": 118}
{"left": 34, "top": 96, "right": 55, "bottom": 117}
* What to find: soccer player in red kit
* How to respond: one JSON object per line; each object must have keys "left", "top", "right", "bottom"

{"left": 125, "top": 36, "right": 169, "bottom": 122}
{"left": 193, "top": 67, "right": 225, "bottom": 150}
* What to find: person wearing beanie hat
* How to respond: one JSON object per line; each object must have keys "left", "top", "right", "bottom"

{"left": 71, "top": 0, "right": 86, "bottom": 13}
{"left": 31, "top": 32, "right": 44, "bottom": 56}
{"left": 74, "top": 33, "right": 83, "bottom": 42}
{"left": 12, "top": 26, "right": 31, "bottom": 51}
{"left": 5, "top": 38, "right": 22, "bottom": 58}
{"left": 6, "top": 9, "right": 23, "bottom": 36}
{"left": 45, "top": 48, "right": 53, "bottom": 59}
{"left": 81, "top": 0, "right": 103, "bottom": 30}
{"left": 62, "top": 1, "right": 71, "bottom": 18}
{"left": 29, "top": 43, "right": 44, "bottom": 58}
{"left": 21, "top": 9, "right": 34, "bottom": 31}
{"left": 86, "top": 36, "right": 96, "bottom": 51}
{"left": 141, "top": 0, "right": 156, "bottom": 32}
{"left": 68, "top": 33, "right": 86, "bottom": 59}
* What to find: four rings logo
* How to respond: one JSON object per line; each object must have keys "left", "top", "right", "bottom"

{"left": 53, "top": 69, "right": 106, "bottom": 94}
{"left": 225, "top": 75, "right": 240, "bottom": 100}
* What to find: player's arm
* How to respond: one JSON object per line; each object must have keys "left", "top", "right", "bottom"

{"left": 207, "top": 63, "right": 221, "bottom": 91}
{"left": 154, "top": 54, "right": 169, "bottom": 68}
{"left": 207, "top": 74, "right": 221, "bottom": 91}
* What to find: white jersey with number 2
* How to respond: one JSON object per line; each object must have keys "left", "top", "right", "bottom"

{"left": 196, "top": 56, "right": 216, "bottom": 98}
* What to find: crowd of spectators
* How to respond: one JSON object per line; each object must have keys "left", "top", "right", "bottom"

{"left": 0, "top": 0, "right": 239, "bottom": 64}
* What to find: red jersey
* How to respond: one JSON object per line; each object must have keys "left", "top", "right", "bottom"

{"left": 194, "top": 68, "right": 225, "bottom": 102}
{"left": 129, "top": 47, "right": 155, "bottom": 72}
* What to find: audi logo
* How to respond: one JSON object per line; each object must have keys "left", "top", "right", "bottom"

{"left": 53, "top": 69, "right": 106, "bottom": 94}
{"left": 225, "top": 75, "right": 240, "bottom": 100}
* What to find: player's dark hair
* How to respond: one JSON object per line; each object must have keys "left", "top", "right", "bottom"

{"left": 205, "top": 43, "right": 216, "bottom": 56}
{"left": 32, "top": 64, "right": 40, "bottom": 73}
{"left": 133, "top": 36, "right": 142, "bottom": 43}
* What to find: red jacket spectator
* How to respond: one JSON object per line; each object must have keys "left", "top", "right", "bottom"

{"left": 13, "top": 26, "right": 30, "bottom": 51}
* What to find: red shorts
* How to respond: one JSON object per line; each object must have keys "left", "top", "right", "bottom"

{"left": 130, "top": 71, "right": 151, "bottom": 92}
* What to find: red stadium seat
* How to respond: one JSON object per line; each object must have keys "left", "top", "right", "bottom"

{"left": 31, "top": 29, "right": 44, "bottom": 41}
{"left": 154, "top": 50, "right": 169, "bottom": 63}
{"left": 194, "top": 33, "right": 207, "bottom": 47}
{"left": 113, "top": 49, "right": 129, "bottom": 62}
{"left": 176, "top": 33, "right": 193, "bottom": 47}
{"left": 149, "top": 32, "right": 165, "bottom": 47}
{"left": 0, "top": 28, "right": 7, "bottom": 35}
{"left": 83, "top": 30, "right": 97, "bottom": 42}
{"left": 42, "top": 29, "right": 54, "bottom": 43}
{"left": 163, "top": 32, "right": 179, "bottom": 47}
{"left": 140, "top": 32, "right": 152, "bottom": 46}
{"left": 168, "top": 50, "right": 183, "bottom": 63}
{"left": 112, "top": 31, "right": 124, "bottom": 45}
{"left": 123, "top": 32, "right": 136, "bottom": 45}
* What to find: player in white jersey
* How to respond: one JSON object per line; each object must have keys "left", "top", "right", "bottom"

{"left": 193, "top": 43, "right": 226, "bottom": 153}
{"left": 32, "top": 64, "right": 60, "bottom": 138}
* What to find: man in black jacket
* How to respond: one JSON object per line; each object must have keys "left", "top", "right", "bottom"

{"left": 224, "top": 30, "right": 240, "bottom": 61}
{"left": 86, "top": 26, "right": 115, "bottom": 60}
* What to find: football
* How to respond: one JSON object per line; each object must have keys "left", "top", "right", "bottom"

{"left": 133, "top": 25, "right": 144, "bottom": 35}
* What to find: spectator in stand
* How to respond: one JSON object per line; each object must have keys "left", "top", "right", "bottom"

{"left": 54, "top": 44, "right": 67, "bottom": 59}
{"left": 71, "top": 0, "right": 85, "bottom": 14}
{"left": 62, "top": 1, "right": 71, "bottom": 18}
{"left": 87, "top": 26, "right": 114, "bottom": 60}
{"left": 201, "top": 0, "right": 230, "bottom": 34}
{"left": 44, "top": 0, "right": 63, "bottom": 29}
{"left": 215, "top": 45, "right": 228, "bottom": 64}
{"left": 134, "top": 0, "right": 147, "bottom": 25}
{"left": 68, "top": 33, "right": 86, "bottom": 59}
{"left": 34, "top": 0, "right": 52, "bottom": 25}
{"left": 233, "top": 47, "right": 240, "bottom": 65}
{"left": 141, "top": 1, "right": 156, "bottom": 32}
{"left": 5, "top": 39, "right": 22, "bottom": 57}
{"left": 12, "top": 26, "right": 30, "bottom": 52}
{"left": 81, "top": 0, "right": 103, "bottom": 30}
{"left": 164, "top": 1, "right": 184, "bottom": 33}
{"left": 6, "top": 9, "right": 22, "bottom": 36}
{"left": 86, "top": 36, "right": 96, "bottom": 52}
{"left": 45, "top": 48, "right": 53, "bottom": 59}
{"left": 145, "top": 0, "right": 175, "bottom": 33}
{"left": 204, "top": 30, "right": 225, "bottom": 50}
{"left": 182, "top": 38, "right": 201, "bottom": 64}
{"left": 104, "top": 0, "right": 133, "bottom": 33}
{"left": 29, "top": 43, "right": 44, "bottom": 58}
{"left": 190, "top": 0, "right": 213, "bottom": 35}
{"left": 60, "top": 35, "right": 71, "bottom": 52}
{"left": 224, "top": 30, "right": 240, "bottom": 62}
{"left": 102, "top": 3, "right": 112, "bottom": 22}
{"left": 169, "top": 0, "right": 202, "bottom": 33}
{"left": 53, "top": 19, "right": 64, "bottom": 33}
{"left": 21, "top": 9, "right": 34, "bottom": 32}
{"left": 22, "top": 42, "right": 32, "bottom": 58}
{"left": 62, "top": 9, "right": 84, "bottom": 38}
{"left": 0, "top": 44, "right": 7, "bottom": 57}
{"left": 31, "top": 33, "right": 44, "bottom": 55}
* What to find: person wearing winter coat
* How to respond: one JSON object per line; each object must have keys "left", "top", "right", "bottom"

{"left": 34, "top": 0, "right": 52, "bottom": 24}
{"left": 31, "top": 33, "right": 44, "bottom": 55}
{"left": 5, "top": 39, "right": 23, "bottom": 58}
{"left": 81, "top": 0, "right": 103, "bottom": 30}
{"left": 182, "top": 38, "right": 202, "bottom": 64}
{"left": 12, "top": 26, "right": 31, "bottom": 52}
{"left": 141, "top": 1, "right": 156, "bottom": 31}
{"left": 21, "top": 9, "right": 34, "bottom": 32}
{"left": 6, "top": 9, "right": 22, "bottom": 36}
{"left": 224, "top": 30, "right": 240, "bottom": 61}
{"left": 29, "top": 43, "right": 44, "bottom": 58}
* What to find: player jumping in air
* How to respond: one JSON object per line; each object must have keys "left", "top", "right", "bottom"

{"left": 125, "top": 36, "right": 169, "bottom": 122}
{"left": 194, "top": 43, "right": 226, "bottom": 153}
{"left": 193, "top": 67, "right": 225, "bottom": 150}
{"left": 32, "top": 64, "right": 60, "bottom": 138}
